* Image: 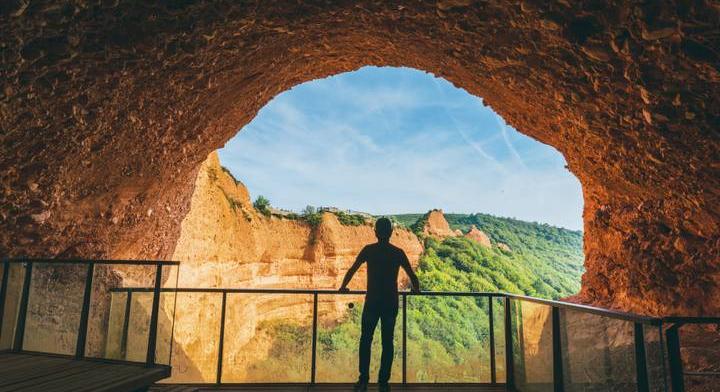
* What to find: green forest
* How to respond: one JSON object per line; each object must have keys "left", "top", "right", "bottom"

{"left": 243, "top": 212, "right": 585, "bottom": 382}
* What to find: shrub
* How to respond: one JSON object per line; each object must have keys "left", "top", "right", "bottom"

{"left": 253, "top": 195, "right": 271, "bottom": 216}
{"left": 301, "top": 205, "right": 323, "bottom": 228}
{"left": 334, "top": 211, "right": 367, "bottom": 226}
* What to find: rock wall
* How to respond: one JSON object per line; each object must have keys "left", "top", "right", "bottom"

{"left": 171, "top": 152, "right": 423, "bottom": 289}
{"left": 1, "top": 1, "right": 719, "bottom": 317}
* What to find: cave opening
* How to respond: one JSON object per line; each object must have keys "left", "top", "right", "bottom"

{"left": 2, "top": 1, "right": 719, "bottom": 388}
{"left": 173, "top": 63, "right": 586, "bottom": 299}
{"left": 2, "top": 0, "right": 717, "bottom": 322}
{"left": 159, "top": 66, "right": 590, "bottom": 383}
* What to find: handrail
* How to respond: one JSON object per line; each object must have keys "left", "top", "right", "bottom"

{"left": 110, "top": 287, "right": 662, "bottom": 324}
{"left": 107, "top": 286, "right": 675, "bottom": 389}
{"left": 2, "top": 258, "right": 180, "bottom": 266}
{"left": 505, "top": 293, "right": 662, "bottom": 325}
{"left": 110, "top": 287, "right": 501, "bottom": 297}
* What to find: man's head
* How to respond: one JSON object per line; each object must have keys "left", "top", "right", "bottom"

{"left": 375, "top": 217, "right": 393, "bottom": 241}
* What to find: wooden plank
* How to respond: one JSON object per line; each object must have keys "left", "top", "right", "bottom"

{"left": 0, "top": 352, "right": 169, "bottom": 392}
{"left": 0, "top": 356, "right": 90, "bottom": 385}
{"left": 88, "top": 366, "right": 169, "bottom": 392}
{"left": 0, "top": 359, "right": 103, "bottom": 391}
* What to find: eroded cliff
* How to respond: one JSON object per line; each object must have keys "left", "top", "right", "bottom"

{"left": 165, "top": 152, "right": 423, "bottom": 381}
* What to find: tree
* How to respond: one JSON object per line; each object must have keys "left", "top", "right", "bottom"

{"left": 302, "top": 205, "right": 316, "bottom": 216}
{"left": 253, "top": 195, "right": 271, "bottom": 216}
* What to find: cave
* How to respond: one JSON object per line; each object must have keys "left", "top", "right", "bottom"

{"left": 1, "top": 1, "right": 718, "bottom": 318}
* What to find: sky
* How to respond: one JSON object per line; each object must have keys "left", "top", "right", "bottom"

{"left": 218, "top": 66, "right": 584, "bottom": 231}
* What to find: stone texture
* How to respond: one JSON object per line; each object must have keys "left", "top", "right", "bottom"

{"left": 422, "top": 209, "right": 459, "bottom": 238}
{"left": 0, "top": 1, "right": 719, "bottom": 316}
{"left": 464, "top": 225, "right": 492, "bottom": 248}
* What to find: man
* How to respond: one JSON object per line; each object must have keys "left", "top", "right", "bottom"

{"left": 339, "top": 217, "right": 421, "bottom": 392}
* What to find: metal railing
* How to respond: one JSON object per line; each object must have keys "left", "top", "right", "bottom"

{"left": 0, "top": 258, "right": 180, "bottom": 368}
{"left": 663, "top": 317, "right": 720, "bottom": 392}
{"left": 108, "top": 287, "right": 680, "bottom": 391}
{"left": 110, "top": 287, "right": 504, "bottom": 385}
{"left": 1, "top": 259, "right": 718, "bottom": 391}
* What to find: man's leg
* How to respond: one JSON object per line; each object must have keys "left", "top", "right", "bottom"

{"left": 358, "top": 302, "right": 380, "bottom": 384}
{"left": 378, "top": 304, "right": 399, "bottom": 385}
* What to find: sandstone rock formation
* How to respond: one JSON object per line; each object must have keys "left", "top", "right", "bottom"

{"left": 421, "top": 209, "right": 459, "bottom": 239}
{"left": 1, "top": 1, "right": 718, "bottom": 317}
{"left": 165, "top": 153, "right": 423, "bottom": 381}
{"left": 497, "top": 243, "right": 512, "bottom": 253}
{"left": 464, "top": 225, "right": 492, "bottom": 248}
{"left": 172, "top": 152, "right": 423, "bottom": 289}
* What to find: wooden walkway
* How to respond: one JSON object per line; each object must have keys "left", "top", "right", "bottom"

{"left": 0, "top": 351, "right": 170, "bottom": 392}
{"left": 150, "top": 384, "right": 506, "bottom": 391}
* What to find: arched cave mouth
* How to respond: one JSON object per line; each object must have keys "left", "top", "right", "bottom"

{"left": 168, "top": 65, "right": 586, "bottom": 299}
{"left": 217, "top": 66, "right": 585, "bottom": 232}
{"left": 2, "top": 1, "right": 718, "bottom": 316}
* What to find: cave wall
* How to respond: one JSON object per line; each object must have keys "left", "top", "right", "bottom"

{"left": 1, "top": 1, "right": 718, "bottom": 315}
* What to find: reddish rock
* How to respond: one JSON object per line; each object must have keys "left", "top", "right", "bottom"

{"left": 0, "top": 1, "right": 718, "bottom": 317}
{"left": 465, "top": 225, "right": 492, "bottom": 248}
{"left": 422, "top": 209, "right": 458, "bottom": 239}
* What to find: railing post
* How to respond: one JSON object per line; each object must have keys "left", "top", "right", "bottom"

{"left": 666, "top": 325, "right": 685, "bottom": 392}
{"left": 310, "top": 292, "right": 318, "bottom": 384}
{"left": 145, "top": 264, "right": 163, "bottom": 366}
{"left": 552, "top": 306, "right": 564, "bottom": 392}
{"left": 634, "top": 323, "right": 650, "bottom": 392}
{"left": 402, "top": 293, "right": 407, "bottom": 385}
{"left": 13, "top": 261, "right": 32, "bottom": 351}
{"left": 489, "top": 297, "right": 496, "bottom": 384}
{"left": 120, "top": 291, "right": 132, "bottom": 360}
{"left": 75, "top": 263, "right": 95, "bottom": 358}
{"left": 216, "top": 291, "right": 227, "bottom": 384}
{"left": 504, "top": 296, "right": 515, "bottom": 390}
{"left": 0, "top": 260, "right": 9, "bottom": 341}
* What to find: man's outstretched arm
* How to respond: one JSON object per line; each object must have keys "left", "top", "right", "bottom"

{"left": 339, "top": 248, "right": 366, "bottom": 291}
{"left": 399, "top": 251, "right": 421, "bottom": 292}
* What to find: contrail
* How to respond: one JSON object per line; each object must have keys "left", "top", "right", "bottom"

{"left": 430, "top": 78, "right": 508, "bottom": 175}
{"left": 496, "top": 116, "right": 526, "bottom": 169}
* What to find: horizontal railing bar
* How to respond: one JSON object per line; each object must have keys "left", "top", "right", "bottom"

{"left": 109, "top": 287, "right": 502, "bottom": 297}
{"left": 107, "top": 287, "right": 669, "bottom": 324}
{"left": 150, "top": 382, "right": 506, "bottom": 386}
{"left": 2, "top": 258, "right": 180, "bottom": 266}
{"left": 504, "top": 293, "right": 662, "bottom": 324}
{"left": 684, "top": 372, "right": 720, "bottom": 377}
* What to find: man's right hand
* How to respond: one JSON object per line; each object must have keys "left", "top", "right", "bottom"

{"left": 339, "top": 286, "right": 350, "bottom": 293}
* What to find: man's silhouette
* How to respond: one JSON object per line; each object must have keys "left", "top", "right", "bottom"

{"left": 339, "top": 217, "right": 420, "bottom": 392}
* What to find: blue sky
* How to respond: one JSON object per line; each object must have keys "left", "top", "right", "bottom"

{"left": 218, "top": 67, "right": 583, "bottom": 230}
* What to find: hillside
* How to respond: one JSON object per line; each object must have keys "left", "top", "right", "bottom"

{"left": 252, "top": 210, "right": 587, "bottom": 382}
{"left": 391, "top": 211, "right": 584, "bottom": 298}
